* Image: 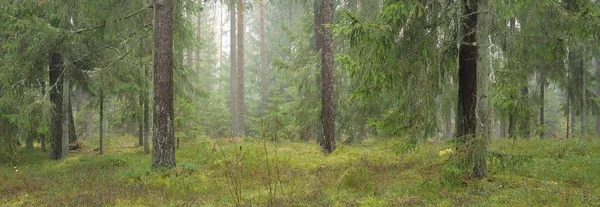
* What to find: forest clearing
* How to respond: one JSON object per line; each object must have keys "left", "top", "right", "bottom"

{"left": 2, "top": 136, "right": 600, "bottom": 206}
{"left": 3, "top": 0, "right": 600, "bottom": 206}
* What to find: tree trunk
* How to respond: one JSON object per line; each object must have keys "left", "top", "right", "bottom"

{"left": 230, "top": 1, "right": 238, "bottom": 137}
{"left": 539, "top": 71, "right": 545, "bottom": 138}
{"left": 86, "top": 100, "right": 93, "bottom": 140}
{"left": 68, "top": 93, "right": 77, "bottom": 143}
{"left": 456, "top": 0, "right": 477, "bottom": 146}
{"left": 320, "top": 0, "right": 336, "bottom": 154}
{"left": 596, "top": 57, "right": 600, "bottom": 135}
{"left": 259, "top": 0, "right": 269, "bottom": 115}
{"left": 519, "top": 86, "right": 530, "bottom": 138}
{"left": 456, "top": 0, "right": 484, "bottom": 178}
{"left": 196, "top": 6, "right": 202, "bottom": 74}
{"left": 49, "top": 52, "right": 66, "bottom": 160}
{"left": 62, "top": 74, "right": 70, "bottom": 154}
{"left": 152, "top": 0, "right": 176, "bottom": 168}
{"left": 99, "top": 89, "right": 104, "bottom": 155}
{"left": 473, "top": 0, "right": 489, "bottom": 178}
{"left": 40, "top": 81, "right": 47, "bottom": 152}
{"left": 581, "top": 56, "right": 586, "bottom": 138}
{"left": 237, "top": 0, "right": 245, "bottom": 135}
{"left": 143, "top": 93, "right": 150, "bottom": 154}
{"left": 138, "top": 95, "right": 144, "bottom": 147}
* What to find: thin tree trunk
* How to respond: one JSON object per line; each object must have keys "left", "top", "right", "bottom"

{"left": 520, "top": 86, "right": 530, "bottom": 138}
{"left": 197, "top": 7, "right": 202, "bottom": 74}
{"left": 581, "top": 56, "right": 586, "bottom": 138}
{"left": 230, "top": 1, "right": 238, "bottom": 137}
{"left": 40, "top": 81, "right": 47, "bottom": 152}
{"left": 473, "top": 0, "right": 489, "bottom": 178}
{"left": 143, "top": 94, "right": 150, "bottom": 154}
{"left": 68, "top": 93, "right": 77, "bottom": 143}
{"left": 49, "top": 52, "right": 66, "bottom": 159}
{"left": 152, "top": 0, "right": 176, "bottom": 168}
{"left": 99, "top": 89, "right": 104, "bottom": 155}
{"left": 259, "top": 0, "right": 269, "bottom": 115}
{"left": 138, "top": 95, "right": 144, "bottom": 147}
{"left": 539, "top": 70, "right": 545, "bottom": 138}
{"left": 596, "top": 56, "right": 600, "bottom": 135}
{"left": 86, "top": 100, "right": 92, "bottom": 140}
{"left": 62, "top": 74, "right": 70, "bottom": 154}
{"left": 357, "top": 107, "right": 367, "bottom": 142}
{"left": 320, "top": 0, "right": 336, "bottom": 154}
{"left": 237, "top": 0, "right": 245, "bottom": 135}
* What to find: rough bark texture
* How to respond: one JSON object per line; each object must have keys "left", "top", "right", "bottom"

{"left": 49, "top": 52, "right": 66, "bottom": 160}
{"left": 259, "top": 0, "right": 269, "bottom": 115}
{"left": 320, "top": 0, "right": 336, "bottom": 154}
{"left": 456, "top": 0, "right": 477, "bottom": 146}
{"left": 237, "top": 0, "right": 245, "bottom": 135}
{"left": 230, "top": 2, "right": 238, "bottom": 137}
{"left": 99, "top": 90, "right": 104, "bottom": 155}
{"left": 152, "top": 0, "right": 176, "bottom": 168}
{"left": 473, "top": 0, "right": 489, "bottom": 178}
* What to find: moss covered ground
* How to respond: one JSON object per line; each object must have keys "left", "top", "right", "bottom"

{"left": 2, "top": 136, "right": 600, "bottom": 206}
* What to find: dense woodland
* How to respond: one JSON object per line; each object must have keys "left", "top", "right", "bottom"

{"left": 2, "top": 0, "right": 600, "bottom": 206}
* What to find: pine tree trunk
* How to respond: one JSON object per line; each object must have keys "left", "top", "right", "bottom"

{"left": 49, "top": 52, "right": 66, "bottom": 159}
{"left": 99, "top": 89, "right": 104, "bottom": 155}
{"left": 152, "top": 0, "right": 176, "bottom": 168}
{"left": 138, "top": 95, "right": 144, "bottom": 147}
{"left": 68, "top": 94, "right": 77, "bottom": 143}
{"left": 581, "top": 56, "right": 586, "bottom": 138}
{"left": 596, "top": 57, "right": 600, "bottom": 135}
{"left": 473, "top": 0, "right": 489, "bottom": 178}
{"left": 539, "top": 71, "right": 545, "bottom": 138}
{"left": 230, "top": 1, "right": 238, "bottom": 137}
{"left": 237, "top": 0, "right": 245, "bottom": 135}
{"left": 320, "top": 0, "right": 336, "bottom": 154}
{"left": 62, "top": 74, "right": 70, "bottom": 154}
{"left": 196, "top": 7, "right": 202, "bottom": 74}
{"left": 40, "top": 81, "right": 47, "bottom": 152}
{"left": 143, "top": 95, "right": 150, "bottom": 154}
{"left": 259, "top": 0, "right": 268, "bottom": 115}
{"left": 456, "top": 0, "right": 477, "bottom": 146}
{"left": 86, "top": 100, "right": 92, "bottom": 140}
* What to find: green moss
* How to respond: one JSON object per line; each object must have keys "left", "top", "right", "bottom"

{"left": 1, "top": 136, "right": 600, "bottom": 206}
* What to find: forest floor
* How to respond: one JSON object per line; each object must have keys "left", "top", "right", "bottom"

{"left": 1, "top": 135, "right": 600, "bottom": 206}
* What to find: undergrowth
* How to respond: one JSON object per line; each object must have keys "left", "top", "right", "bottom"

{"left": 1, "top": 137, "right": 600, "bottom": 206}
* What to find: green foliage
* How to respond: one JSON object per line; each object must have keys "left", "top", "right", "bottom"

{"left": 3, "top": 136, "right": 600, "bottom": 206}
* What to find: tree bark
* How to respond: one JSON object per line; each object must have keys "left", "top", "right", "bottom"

{"left": 539, "top": 71, "right": 545, "bottom": 138}
{"left": 49, "top": 52, "right": 66, "bottom": 160}
{"left": 581, "top": 56, "right": 586, "bottom": 138}
{"left": 86, "top": 100, "right": 93, "bottom": 140}
{"left": 230, "top": 1, "right": 238, "bottom": 137}
{"left": 320, "top": 0, "right": 336, "bottom": 154}
{"left": 456, "top": 0, "right": 477, "bottom": 146}
{"left": 40, "top": 81, "right": 47, "bottom": 152}
{"left": 474, "top": 0, "right": 490, "bottom": 178}
{"left": 152, "top": 0, "right": 176, "bottom": 168}
{"left": 99, "top": 89, "right": 104, "bottom": 155}
{"left": 237, "top": 0, "right": 245, "bottom": 135}
{"left": 596, "top": 57, "right": 600, "bottom": 135}
{"left": 196, "top": 6, "right": 202, "bottom": 74}
{"left": 138, "top": 95, "right": 144, "bottom": 147}
{"left": 259, "top": 0, "right": 269, "bottom": 115}
{"left": 68, "top": 93, "right": 77, "bottom": 143}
